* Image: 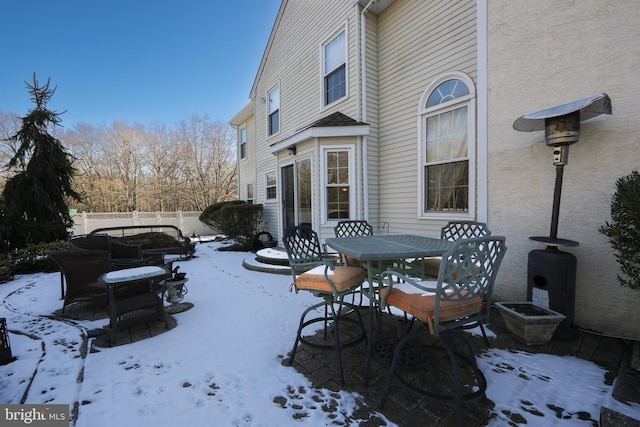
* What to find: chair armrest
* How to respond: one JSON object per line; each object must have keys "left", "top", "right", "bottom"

{"left": 381, "top": 270, "right": 438, "bottom": 292}
{"left": 322, "top": 257, "right": 337, "bottom": 269}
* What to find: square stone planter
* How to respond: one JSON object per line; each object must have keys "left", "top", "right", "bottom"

{"left": 496, "top": 302, "right": 566, "bottom": 345}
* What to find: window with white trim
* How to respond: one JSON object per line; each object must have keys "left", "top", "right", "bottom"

{"left": 323, "top": 30, "right": 346, "bottom": 106}
{"left": 246, "top": 182, "right": 254, "bottom": 204}
{"left": 239, "top": 127, "right": 247, "bottom": 159}
{"left": 323, "top": 147, "right": 353, "bottom": 221}
{"left": 268, "top": 86, "right": 280, "bottom": 136}
{"left": 265, "top": 172, "right": 277, "bottom": 200}
{"left": 419, "top": 75, "right": 475, "bottom": 218}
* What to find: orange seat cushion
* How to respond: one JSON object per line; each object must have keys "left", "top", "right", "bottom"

{"left": 380, "top": 285, "right": 482, "bottom": 334}
{"left": 421, "top": 257, "right": 442, "bottom": 277}
{"left": 295, "top": 265, "right": 366, "bottom": 294}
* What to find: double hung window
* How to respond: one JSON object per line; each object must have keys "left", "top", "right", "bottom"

{"left": 266, "top": 172, "right": 277, "bottom": 200}
{"left": 323, "top": 31, "right": 346, "bottom": 106}
{"left": 419, "top": 75, "right": 475, "bottom": 218}
{"left": 239, "top": 127, "right": 247, "bottom": 159}
{"left": 246, "top": 182, "right": 254, "bottom": 204}
{"left": 324, "top": 148, "right": 352, "bottom": 221}
{"left": 268, "top": 86, "right": 280, "bottom": 136}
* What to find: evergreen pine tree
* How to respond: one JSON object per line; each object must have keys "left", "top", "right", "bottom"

{"left": 0, "top": 74, "right": 81, "bottom": 249}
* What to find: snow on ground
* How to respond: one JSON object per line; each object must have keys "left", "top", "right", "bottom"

{"left": 0, "top": 239, "right": 638, "bottom": 426}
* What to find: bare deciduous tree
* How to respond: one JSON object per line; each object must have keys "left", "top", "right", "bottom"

{"left": 142, "top": 122, "right": 184, "bottom": 211}
{"left": 103, "top": 122, "right": 146, "bottom": 211}
{"left": 50, "top": 116, "right": 238, "bottom": 213}
{"left": 174, "top": 115, "right": 237, "bottom": 211}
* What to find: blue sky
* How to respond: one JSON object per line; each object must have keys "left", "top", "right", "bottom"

{"left": 0, "top": 0, "right": 280, "bottom": 128}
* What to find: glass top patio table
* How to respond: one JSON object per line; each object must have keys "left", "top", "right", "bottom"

{"left": 325, "top": 234, "right": 454, "bottom": 262}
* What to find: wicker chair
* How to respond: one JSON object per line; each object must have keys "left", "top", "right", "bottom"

{"left": 374, "top": 236, "right": 507, "bottom": 427}
{"left": 70, "top": 235, "right": 164, "bottom": 270}
{"left": 49, "top": 250, "right": 170, "bottom": 346}
{"left": 282, "top": 225, "right": 367, "bottom": 385}
{"left": 48, "top": 250, "right": 112, "bottom": 313}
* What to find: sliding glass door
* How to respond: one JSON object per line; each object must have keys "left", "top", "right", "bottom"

{"left": 281, "top": 158, "right": 312, "bottom": 230}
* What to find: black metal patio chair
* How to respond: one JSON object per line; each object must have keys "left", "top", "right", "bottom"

{"left": 282, "top": 225, "right": 367, "bottom": 385}
{"left": 334, "top": 220, "right": 374, "bottom": 267}
{"left": 419, "top": 221, "right": 492, "bottom": 278}
{"left": 373, "top": 236, "right": 507, "bottom": 427}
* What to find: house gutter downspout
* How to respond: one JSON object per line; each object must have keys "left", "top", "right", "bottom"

{"left": 360, "top": 0, "right": 374, "bottom": 220}
{"left": 477, "top": 0, "right": 488, "bottom": 223}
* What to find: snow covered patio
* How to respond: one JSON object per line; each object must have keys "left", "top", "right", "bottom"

{"left": 0, "top": 239, "right": 638, "bottom": 426}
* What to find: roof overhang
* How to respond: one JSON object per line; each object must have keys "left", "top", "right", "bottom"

{"left": 356, "top": 0, "right": 396, "bottom": 15}
{"left": 229, "top": 101, "right": 254, "bottom": 127}
{"left": 270, "top": 124, "right": 369, "bottom": 155}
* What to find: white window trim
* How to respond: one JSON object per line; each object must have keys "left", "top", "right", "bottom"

{"left": 321, "top": 144, "right": 355, "bottom": 225}
{"left": 417, "top": 72, "right": 476, "bottom": 220}
{"left": 320, "top": 23, "right": 349, "bottom": 110}
{"left": 239, "top": 126, "right": 247, "bottom": 160}
{"left": 266, "top": 83, "right": 281, "bottom": 139}
{"left": 246, "top": 182, "right": 254, "bottom": 204}
{"left": 265, "top": 170, "right": 277, "bottom": 202}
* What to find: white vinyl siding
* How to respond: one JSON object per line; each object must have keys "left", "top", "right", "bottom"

{"left": 253, "top": 3, "right": 358, "bottom": 142}
{"left": 249, "top": 1, "right": 359, "bottom": 240}
{"left": 376, "top": 0, "right": 478, "bottom": 234}
{"left": 233, "top": 113, "right": 256, "bottom": 214}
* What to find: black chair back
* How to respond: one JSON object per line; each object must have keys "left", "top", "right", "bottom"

{"left": 441, "top": 221, "right": 491, "bottom": 241}
{"left": 334, "top": 220, "right": 373, "bottom": 238}
{"left": 282, "top": 225, "right": 324, "bottom": 275}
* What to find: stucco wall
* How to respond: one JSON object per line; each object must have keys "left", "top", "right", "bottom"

{"left": 487, "top": 0, "right": 640, "bottom": 338}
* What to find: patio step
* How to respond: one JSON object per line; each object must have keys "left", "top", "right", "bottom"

{"left": 602, "top": 340, "right": 640, "bottom": 426}
{"left": 242, "top": 247, "right": 291, "bottom": 275}
{"left": 600, "top": 407, "right": 640, "bottom": 427}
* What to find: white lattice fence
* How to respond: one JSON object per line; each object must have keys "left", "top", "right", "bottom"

{"left": 71, "top": 211, "right": 217, "bottom": 237}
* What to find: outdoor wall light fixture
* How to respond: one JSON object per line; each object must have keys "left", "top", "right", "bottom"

{"left": 513, "top": 93, "right": 612, "bottom": 246}
{"left": 287, "top": 145, "right": 296, "bottom": 155}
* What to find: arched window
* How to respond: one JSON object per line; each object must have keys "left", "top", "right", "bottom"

{"left": 418, "top": 73, "right": 475, "bottom": 219}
